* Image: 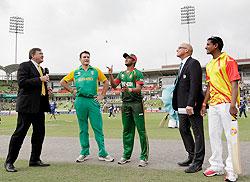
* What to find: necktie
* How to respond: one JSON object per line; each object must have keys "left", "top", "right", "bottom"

{"left": 174, "top": 62, "right": 183, "bottom": 85}
{"left": 178, "top": 62, "right": 183, "bottom": 76}
{"left": 38, "top": 65, "right": 46, "bottom": 96}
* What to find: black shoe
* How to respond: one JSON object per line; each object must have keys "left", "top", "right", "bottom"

{"left": 29, "top": 160, "right": 50, "bottom": 167}
{"left": 4, "top": 163, "right": 17, "bottom": 172}
{"left": 184, "top": 164, "right": 202, "bottom": 173}
{"left": 177, "top": 158, "right": 193, "bottom": 167}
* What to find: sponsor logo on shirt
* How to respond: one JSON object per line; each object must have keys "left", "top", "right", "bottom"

{"left": 78, "top": 77, "right": 94, "bottom": 81}
{"left": 121, "top": 81, "right": 133, "bottom": 87}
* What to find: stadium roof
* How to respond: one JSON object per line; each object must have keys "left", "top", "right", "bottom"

{"left": 0, "top": 64, "right": 19, "bottom": 75}
{"left": 46, "top": 58, "right": 250, "bottom": 80}
{"left": 49, "top": 67, "right": 179, "bottom": 80}
{"left": 237, "top": 59, "right": 250, "bottom": 65}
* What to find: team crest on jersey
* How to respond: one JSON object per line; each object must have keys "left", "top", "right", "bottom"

{"left": 91, "top": 71, "right": 94, "bottom": 75}
{"left": 77, "top": 71, "right": 81, "bottom": 76}
{"left": 121, "top": 74, "right": 124, "bottom": 79}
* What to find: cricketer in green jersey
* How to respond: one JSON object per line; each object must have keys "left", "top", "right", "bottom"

{"left": 107, "top": 53, "right": 149, "bottom": 167}
{"left": 60, "top": 51, "right": 114, "bottom": 163}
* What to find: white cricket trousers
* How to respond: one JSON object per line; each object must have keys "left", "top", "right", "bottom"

{"left": 208, "top": 103, "right": 234, "bottom": 173}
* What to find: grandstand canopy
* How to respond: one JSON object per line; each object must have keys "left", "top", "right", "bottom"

{"left": 0, "top": 64, "right": 19, "bottom": 75}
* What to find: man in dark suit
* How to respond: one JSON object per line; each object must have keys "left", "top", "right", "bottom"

{"left": 172, "top": 43, "right": 205, "bottom": 173}
{"left": 4, "top": 48, "right": 50, "bottom": 172}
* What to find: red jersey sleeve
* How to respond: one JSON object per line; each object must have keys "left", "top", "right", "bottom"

{"left": 226, "top": 60, "right": 241, "bottom": 82}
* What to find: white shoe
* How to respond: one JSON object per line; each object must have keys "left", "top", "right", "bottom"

{"left": 98, "top": 155, "right": 114, "bottom": 162}
{"left": 118, "top": 157, "right": 131, "bottom": 165}
{"left": 138, "top": 159, "right": 148, "bottom": 167}
{"left": 76, "top": 155, "right": 89, "bottom": 163}
{"left": 203, "top": 168, "right": 224, "bottom": 177}
{"left": 224, "top": 171, "right": 238, "bottom": 182}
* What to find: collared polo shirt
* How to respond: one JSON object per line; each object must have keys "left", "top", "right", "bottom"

{"left": 114, "top": 68, "right": 144, "bottom": 102}
{"left": 63, "top": 65, "right": 107, "bottom": 97}
{"left": 206, "top": 52, "right": 240, "bottom": 106}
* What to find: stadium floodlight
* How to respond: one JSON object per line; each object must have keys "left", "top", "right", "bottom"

{"left": 9, "top": 16, "right": 24, "bottom": 64}
{"left": 181, "top": 6, "right": 195, "bottom": 44}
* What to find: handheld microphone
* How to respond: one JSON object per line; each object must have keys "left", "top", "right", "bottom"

{"left": 44, "top": 68, "right": 50, "bottom": 83}
{"left": 44, "top": 68, "right": 49, "bottom": 75}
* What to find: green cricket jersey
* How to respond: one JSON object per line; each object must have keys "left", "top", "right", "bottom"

{"left": 115, "top": 68, "right": 144, "bottom": 102}
{"left": 63, "top": 65, "right": 107, "bottom": 97}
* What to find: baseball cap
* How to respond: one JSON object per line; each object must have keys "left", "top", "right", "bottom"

{"left": 123, "top": 53, "right": 137, "bottom": 61}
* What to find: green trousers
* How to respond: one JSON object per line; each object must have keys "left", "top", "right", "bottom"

{"left": 121, "top": 101, "right": 149, "bottom": 161}
{"left": 74, "top": 97, "right": 108, "bottom": 157}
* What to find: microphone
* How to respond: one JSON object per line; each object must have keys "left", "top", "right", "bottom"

{"left": 44, "top": 68, "right": 50, "bottom": 83}
{"left": 44, "top": 68, "right": 49, "bottom": 75}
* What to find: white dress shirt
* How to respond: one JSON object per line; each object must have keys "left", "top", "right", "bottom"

{"left": 31, "top": 59, "right": 41, "bottom": 73}
{"left": 179, "top": 56, "right": 190, "bottom": 75}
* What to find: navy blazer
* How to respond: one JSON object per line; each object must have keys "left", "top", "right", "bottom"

{"left": 16, "top": 61, "right": 50, "bottom": 113}
{"left": 172, "top": 57, "right": 204, "bottom": 114}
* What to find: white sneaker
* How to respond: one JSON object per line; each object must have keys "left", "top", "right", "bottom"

{"left": 118, "top": 157, "right": 131, "bottom": 165}
{"left": 98, "top": 155, "right": 114, "bottom": 162}
{"left": 138, "top": 160, "right": 148, "bottom": 167}
{"left": 76, "top": 155, "right": 89, "bottom": 163}
{"left": 224, "top": 172, "right": 238, "bottom": 182}
{"left": 203, "top": 168, "right": 224, "bottom": 177}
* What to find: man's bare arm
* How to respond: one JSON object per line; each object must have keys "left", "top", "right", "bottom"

{"left": 200, "top": 83, "right": 210, "bottom": 116}
{"left": 60, "top": 79, "right": 75, "bottom": 95}
{"left": 230, "top": 81, "right": 239, "bottom": 117}
{"left": 101, "top": 80, "right": 109, "bottom": 96}
{"left": 107, "top": 66, "right": 118, "bottom": 88}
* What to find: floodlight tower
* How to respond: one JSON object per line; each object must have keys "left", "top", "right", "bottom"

{"left": 9, "top": 16, "right": 24, "bottom": 64}
{"left": 181, "top": 6, "right": 195, "bottom": 44}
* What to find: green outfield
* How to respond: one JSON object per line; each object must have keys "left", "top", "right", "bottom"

{"left": 0, "top": 112, "right": 250, "bottom": 141}
{"left": 2, "top": 159, "right": 250, "bottom": 182}
{"left": 1, "top": 112, "right": 250, "bottom": 181}
{"left": 1, "top": 159, "right": 250, "bottom": 182}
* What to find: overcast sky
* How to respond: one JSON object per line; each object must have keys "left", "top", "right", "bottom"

{"left": 0, "top": 0, "right": 250, "bottom": 73}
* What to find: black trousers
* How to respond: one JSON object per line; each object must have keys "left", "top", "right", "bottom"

{"left": 178, "top": 113, "right": 205, "bottom": 165}
{"left": 239, "top": 108, "right": 247, "bottom": 118}
{"left": 6, "top": 112, "right": 45, "bottom": 164}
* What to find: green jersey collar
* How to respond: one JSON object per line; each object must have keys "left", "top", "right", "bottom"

{"left": 79, "top": 65, "right": 94, "bottom": 71}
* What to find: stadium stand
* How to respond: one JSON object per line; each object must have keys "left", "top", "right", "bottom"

{"left": 1, "top": 59, "right": 250, "bottom": 113}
